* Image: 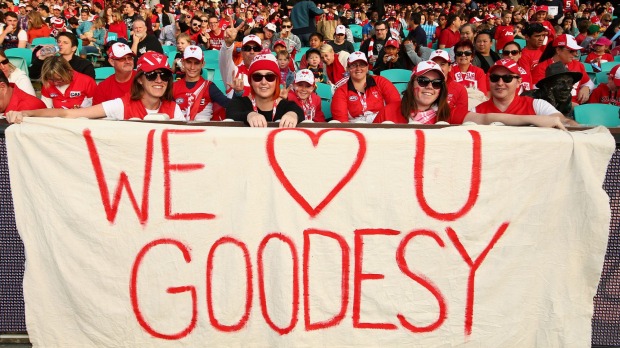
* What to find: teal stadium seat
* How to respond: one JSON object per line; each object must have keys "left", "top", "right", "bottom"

{"left": 106, "top": 32, "right": 118, "bottom": 43}
{"left": 7, "top": 56, "right": 28, "bottom": 77}
{"left": 596, "top": 71, "right": 608, "bottom": 85}
{"left": 32, "top": 37, "right": 56, "bottom": 46}
{"left": 94, "top": 67, "right": 115, "bottom": 83}
{"left": 513, "top": 38, "right": 526, "bottom": 49}
{"left": 321, "top": 99, "right": 332, "bottom": 121}
{"left": 162, "top": 45, "right": 177, "bottom": 56}
{"left": 615, "top": 56, "right": 620, "bottom": 62}
{"left": 600, "top": 61, "right": 617, "bottom": 73}
{"left": 349, "top": 24, "right": 363, "bottom": 41}
{"left": 380, "top": 68, "right": 411, "bottom": 82}
{"left": 5, "top": 48, "right": 32, "bottom": 67}
{"left": 315, "top": 82, "right": 333, "bottom": 100}
{"left": 574, "top": 104, "right": 620, "bottom": 127}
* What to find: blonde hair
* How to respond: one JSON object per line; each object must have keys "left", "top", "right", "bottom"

{"left": 319, "top": 43, "right": 334, "bottom": 55}
{"left": 41, "top": 56, "right": 73, "bottom": 87}
{"left": 27, "top": 11, "right": 45, "bottom": 29}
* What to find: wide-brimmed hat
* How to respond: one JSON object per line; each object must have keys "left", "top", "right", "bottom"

{"left": 535, "top": 61, "right": 582, "bottom": 88}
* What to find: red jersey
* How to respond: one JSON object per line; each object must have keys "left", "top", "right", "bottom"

{"left": 326, "top": 53, "right": 347, "bottom": 84}
{"left": 447, "top": 64, "right": 488, "bottom": 94}
{"left": 5, "top": 84, "right": 46, "bottom": 112}
{"left": 585, "top": 52, "right": 614, "bottom": 64}
{"left": 207, "top": 30, "right": 225, "bottom": 50}
{"left": 173, "top": 77, "right": 214, "bottom": 121}
{"left": 446, "top": 80, "right": 468, "bottom": 124}
{"left": 517, "top": 63, "right": 532, "bottom": 93}
{"left": 92, "top": 71, "right": 136, "bottom": 105}
{"left": 494, "top": 25, "right": 515, "bottom": 52}
{"left": 226, "top": 63, "right": 251, "bottom": 97}
{"left": 120, "top": 94, "right": 177, "bottom": 120}
{"left": 41, "top": 71, "right": 96, "bottom": 109}
{"left": 474, "top": 95, "right": 536, "bottom": 115}
{"left": 438, "top": 27, "right": 460, "bottom": 48}
{"left": 287, "top": 90, "right": 325, "bottom": 122}
{"left": 374, "top": 100, "right": 463, "bottom": 124}
{"left": 331, "top": 75, "right": 401, "bottom": 122}
{"left": 518, "top": 46, "right": 545, "bottom": 75}
{"left": 540, "top": 21, "right": 556, "bottom": 38}
{"left": 588, "top": 84, "right": 620, "bottom": 106}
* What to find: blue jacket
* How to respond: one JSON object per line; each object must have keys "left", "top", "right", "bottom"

{"left": 291, "top": 1, "right": 324, "bottom": 35}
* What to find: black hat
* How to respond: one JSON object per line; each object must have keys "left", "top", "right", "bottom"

{"left": 535, "top": 61, "right": 582, "bottom": 89}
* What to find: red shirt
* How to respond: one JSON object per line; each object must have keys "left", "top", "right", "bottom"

{"left": 207, "top": 30, "right": 225, "bottom": 50}
{"left": 41, "top": 71, "right": 96, "bottom": 109}
{"left": 120, "top": 94, "right": 177, "bottom": 120}
{"left": 438, "top": 27, "right": 460, "bottom": 48}
{"left": 494, "top": 25, "right": 515, "bottom": 53}
{"left": 446, "top": 80, "right": 468, "bottom": 124}
{"left": 518, "top": 46, "right": 545, "bottom": 76}
{"left": 474, "top": 95, "right": 536, "bottom": 115}
{"left": 326, "top": 53, "right": 347, "bottom": 84}
{"left": 447, "top": 64, "right": 489, "bottom": 94}
{"left": 585, "top": 52, "right": 614, "bottom": 64}
{"left": 588, "top": 83, "right": 620, "bottom": 106}
{"left": 92, "top": 71, "right": 136, "bottom": 105}
{"left": 172, "top": 77, "right": 214, "bottom": 120}
{"left": 331, "top": 75, "right": 401, "bottom": 122}
{"left": 287, "top": 90, "right": 325, "bottom": 122}
{"left": 5, "top": 84, "right": 46, "bottom": 112}
{"left": 517, "top": 63, "right": 533, "bottom": 92}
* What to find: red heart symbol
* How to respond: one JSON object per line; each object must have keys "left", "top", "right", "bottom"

{"left": 266, "top": 129, "right": 366, "bottom": 218}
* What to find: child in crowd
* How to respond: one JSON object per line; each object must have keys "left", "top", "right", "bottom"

{"left": 305, "top": 48, "right": 325, "bottom": 83}
{"left": 585, "top": 37, "right": 614, "bottom": 65}
{"left": 277, "top": 50, "right": 295, "bottom": 87}
{"left": 287, "top": 69, "right": 325, "bottom": 122}
{"left": 588, "top": 64, "right": 620, "bottom": 106}
{"left": 174, "top": 33, "right": 191, "bottom": 79}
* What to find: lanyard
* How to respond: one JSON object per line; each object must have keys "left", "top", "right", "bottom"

{"left": 250, "top": 95, "right": 278, "bottom": 121}
{"left": 357, "top": 90, "right": 368, "bottom": 114}
{"left": 297, "top": 93, "right": 315, "bottom": 121}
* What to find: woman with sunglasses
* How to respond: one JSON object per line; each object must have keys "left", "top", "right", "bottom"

{"left": 6, "top": 52, "right": 184, "bottom": 123}
{"left": 0, "top": 49, "right": 35, "bottom": 96}
{"left": 531, "top": 34, "right": 594, "bottom": 104}
{"left": 374, "top": 60, "right": 452, "bottom": 124}
{"left": 448, "top": 40, "right": 488, "bottom": 95}
{"left": 331, "top": 52, "right": 400, "bottom": 123}
{"left": 464, "top": 59, "right": 574, "bottom": 129}
{"left": 500, "top": 41, "right": 532, "bottom": 92}
{"left": 226, "top": 54, "right": 304, "bottom": 127}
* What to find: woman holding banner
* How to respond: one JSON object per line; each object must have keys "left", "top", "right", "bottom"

{"left": 6, "top": 52, "right": 185, "bottom": 123}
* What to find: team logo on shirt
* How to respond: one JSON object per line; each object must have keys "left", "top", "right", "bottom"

{"left": 69, "top": 91, "right": 81, "bottom": 98}
{"left": 176, "top": 98, "right": 184, "bottom": 104}
{"left": 49, "top": 93, "right": 59, "bottom": 98}
{"left": 372, "top": 91, "right": 379, "bottom": 98}
{"left": 349, "top": 96, "right": 358, "bottom": 101}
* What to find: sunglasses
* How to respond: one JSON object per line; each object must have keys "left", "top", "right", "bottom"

{"left": 144, "top": 70, "right": 172, "bottom": 81}
{"left": 281, "top": 25, "right": 292, "bottom": 28}
{"left": 415, "top": 76, "right": 443, "bottom": 89}
{"left": 192, "top": 23, "right": 201, "bottom": 27}
{"left": 489, "top": 74, "right": 520, "bottom": 83}
{"left": 201, "top": 19, "right": 209, "bottom": 22}
{"left": 0, "top": 59, "right": 9, "bottom": 65}
{"left": 502, "top": 49, "right": 520, "bottom": 56}
{"left": 455, "top": 50, "right": 473, "bottom": 57}
{"left": 251, "top": 73, "right": 277, "bottom": 82}
{"left": 242, "top": 45, "right": 262, "bottom": 52}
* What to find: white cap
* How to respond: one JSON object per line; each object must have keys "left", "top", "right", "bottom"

{"left": 18, "top": 3, "right": 26, "bottom": 7}
{"left": 335, "top": 25, "right": 346, "bottom": 35}
{"left": 347, "top": 51, "right": 368, "bottom": 65}
{"left": 242, "top": 34, "right": 261, "bottom": 46}
{"left": 429, "top": 50, "right": 450, "bottom": 63}
{"left": 265, "top": 23, "right": 277, "bottom": 32}
{"left": 552, "top": 34, "right": 583, "bottom": 50}
{"left": 108, "top": 42, "right": 135, "bottom": 59}
{"left": 53, "top": 4, "right": 62, "bottom": 10}
{"left": 294, "top": 69, "right": 315, "bottom": 85}
{"left": 183, "top": 45, "right": 204, "bottom": 61}
{"left": 411, "top": 60, "right": 444, "bottom": 77}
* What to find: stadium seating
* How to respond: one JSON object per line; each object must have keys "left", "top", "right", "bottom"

{"left": 574, "top": 104, "right": 620, "bottom": 127}
{"left": 596, "top": 71, "right": 609, "bottom": 85}
{"left": 380, "top": 69, "right": 411, "bottom": 83}
{"left": 5, "top": 48, "right": 32, "bottom": 67}
{"left": 94, "top": 67, "right": 115, "bottom": 83}
{"left": 32, "top": 37, "right": 56, "bottom": 46}
{"left": 349, "top": 24, "right": 363, "bottom": 41}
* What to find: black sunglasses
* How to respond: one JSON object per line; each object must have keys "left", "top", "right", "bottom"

{"left": 502, "top": 49, "right": 520, "bottom": 56}
{"left": 242, "top": 45, "right": 262, "bottom": 52}
{"left": 251, "top": 73, "right": 277, "bottom": 82}
{"left": 0, "top": 59, "right": 9, "bottom": 65}
{"left": 489, "top": 74, "right": 520, "bottom": 83}
{"left": 281, "top": 25, "right": 292, "bottom": 28}
{"left": 144, "top": 70, "right": 172, "bottom": 81}
{"left": 455, "top": 50, "right": 473, "bottom": 57}
{"left": 416, "top": 76, "right": 443, "bottom": 89}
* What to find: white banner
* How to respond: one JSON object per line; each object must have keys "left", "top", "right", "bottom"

{"left": 6, "top": 119, "right": 615, "bottom": 347}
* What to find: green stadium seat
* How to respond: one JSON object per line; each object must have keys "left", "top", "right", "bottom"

{"left": 574, "top": 104, "right": 620, "bottom": 127}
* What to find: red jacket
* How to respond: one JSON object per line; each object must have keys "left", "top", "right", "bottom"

{"left": 287, "top": 90, "right": 325, "bottom": 122}
{"left": 331, "top": 75, "right": 401, "bottom": 122}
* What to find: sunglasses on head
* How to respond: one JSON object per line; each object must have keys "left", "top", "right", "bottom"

{"left": 455, "top": 50, "right": 473, "bottom": 57}
{"left": 489, "top": 74, "right": 520, "bottom": 83}
{"left": 415, "top": 76, "right": 443, "bottom": 89}
{"left": 242, "top": 45, "right": 262, "bottom": 52}
{"left": 144, "top": 70, "right": 172, "bottom": 81}
{"left": 251, "top": 73, "right": 277, "bottom": 82}
{"left": 502, "top": 49, "right": 520, "bottom": 56}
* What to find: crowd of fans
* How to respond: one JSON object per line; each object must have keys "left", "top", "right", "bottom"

{"left": 0, "top": 0, "right": 619, "bottom": 128}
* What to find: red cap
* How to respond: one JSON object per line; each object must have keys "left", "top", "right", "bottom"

{"left": 488, "top": 59, "right": 521, "bottom": 75}
{"left": 553, "top": 34, "right": 582, "bottom": 50}
{"left": 610, "top": 64, "right": 620, "bottom": 87}
{"left": 136, "top": 52, "right": 171, "bottom": 73}
{"left": 273, "top": 39, "right": 286, "bottom": 48}
{"left": 536, "top": 5, "right": 549, "bottom": 12}
{"left": 385, "top": 38, "right": 400, "bottom": 49}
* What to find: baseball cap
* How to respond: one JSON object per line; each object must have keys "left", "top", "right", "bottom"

{"left": 385, "top": 38, "right": 400, "bottom": 49}
{"left": 242, "top": 34, "right": 261, "bottom": 47}
{"left": 552, "top": 34, "right": 582, "bottom": 50}
{"left": 265, "top": 23, "right": 277, "bottom": 32}
{"left": 429, "top": 49, "right": 450, "bottom": 63}
{"left": 590, "top": 16, "right": 600, "bottom": 25}
{"left": 595, "top": 37, "right": 612, "bottom": 46}
{"left": 294, "top": 69, "right": 315, "bottom": 85}
{"left": 155, "top": 4, "right": 164, "bottom": 8}
{"left": 610, "top": 65, "right": 620, "bottom": 87}
{"left": 587, "top": 25, "right": 601, "bottom": 35}
{"left": 469, "top": 17, "right": 482, "bottom": 24}
{"left": 335, "top": 25, "right": 346, "bottom": 35}
{"left": 136, "top": 51, "right": 172, "bottom": 73}
{"left": 535, "top": 5, "right": 548, "bottom": 12}
{"left": 183, "top": 45, "right": 203, "bottom": 61}
{"left": 273, "top": 39, "right": 286, "bottom": 48}
{"left": 347, "top": 51, "right": 368, "bottom": 65}
{"left": 108, "top": 42, "right": 135, "bottom": 59}
{"left": 488, "top": 58, "right": 521, "bottom": 75}
{"left": 411, "top": 60, "right": 444, "bottom": 77}
{"left": 18, "top": 3, "right": 26, "bottom": 7}
{"left": 53, "top": 4, "right": 62, "bottom": 10}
